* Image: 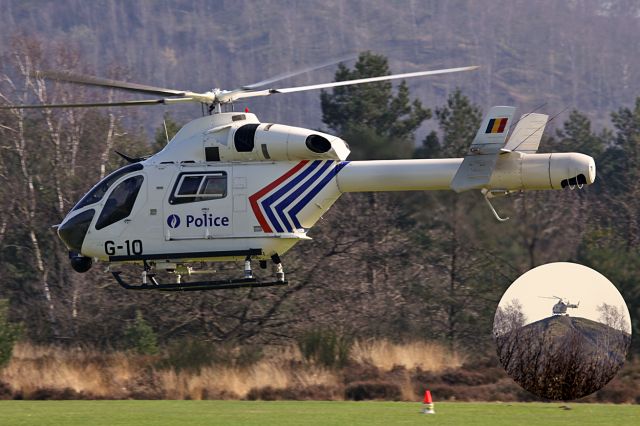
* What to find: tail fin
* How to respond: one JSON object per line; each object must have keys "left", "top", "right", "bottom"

{"left": 450, "top": 106, "right": 515, "bottom": 192}
{"left": 503, "top": 113, "right": 548, "bottom": 153}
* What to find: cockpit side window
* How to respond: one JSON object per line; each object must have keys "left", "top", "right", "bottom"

{"left": 95, "top": 175, "right": 144, "bottom": 230}
{"left": 169, "top": 172, "right": 227, "bottom": 204}
{"left": 73, "top": 163, "right": 143, "bottom": 211}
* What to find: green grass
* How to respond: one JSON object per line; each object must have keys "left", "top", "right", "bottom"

{"left": 0, "top": 401, "right": 638, "bottom": 426}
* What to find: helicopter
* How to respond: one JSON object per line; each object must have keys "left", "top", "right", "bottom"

{"left": 540, "top": 296, "right": 580, "bottom": 316}
{"left": 0, "top": 60, "right": 597, "bottom": 291}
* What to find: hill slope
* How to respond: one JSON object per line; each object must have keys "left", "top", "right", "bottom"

{"left": 496, "top": 315, "right": 631, "bottom": 399}
{"left": 0, "top": 0, "right": 638, "bottom": 133}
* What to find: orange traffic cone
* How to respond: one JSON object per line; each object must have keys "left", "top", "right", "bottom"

{"left": 422, "top": 390, "right": 435, "bottom": 414}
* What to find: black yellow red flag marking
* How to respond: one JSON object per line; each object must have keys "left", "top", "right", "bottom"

{"left": 485, "top": 117, "right": 508, "bottom": 134}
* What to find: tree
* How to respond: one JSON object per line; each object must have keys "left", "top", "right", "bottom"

{"left": 415, "top": 88, "right": 482, "bottom": 159}
{"left": 574, "top": 99, "right": 640, "bottom": 356}
{"left": 553, "top": 110, "right": 608, "bottom": 159}
{"left": 305, "top": 52, "right": 433, "bottom": 339}
{"left": 597, "top": 303, "right": 630, "bottom": 334}
{"left": 321, "top": 51, "right": 430, "bottom": 159}
{"left": 411, "top": 90, "right": 506, "bottom": 351}
{"left": 0, "top": 37, "right": 149, "bottom": 344}
{"left": 602, "top": 98, "right": 640, "bottom": 248}
{"left": 123, "top": 310, "right": 158, "bottom": 355}
{"left": 0, "top": 299, "right": 20, "bottom": 368}
{"left": 493, "top": 299, "right": 527, "bottom": 337}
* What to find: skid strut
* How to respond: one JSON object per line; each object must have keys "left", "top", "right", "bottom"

{"left": 272, "top": 254, "right": 285, "bottom": 282}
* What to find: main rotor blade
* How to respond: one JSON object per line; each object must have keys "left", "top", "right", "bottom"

{"left": 229, "top": 65, "right": 480, "bottom": 102}
{"left": 32, "top": 71, "right": 187, "bottom": 97}
{"left": 241, "top": 53, "right": 357, "bottom": 90}
{"left": 275, "top": 65, "right": 480, "bottom": 94}
{"left": 0, "top": 98, "right": 194, "bottom": 109}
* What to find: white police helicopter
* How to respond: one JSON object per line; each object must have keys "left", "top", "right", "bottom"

{"left": 1, "top": 62, "right": 596, "bottom": 291}
{"left": 540, "top": 296, "right": 580, "bottom": 316}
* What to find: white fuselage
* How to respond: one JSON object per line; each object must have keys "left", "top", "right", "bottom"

{"left": 57, "top": 112, "right": 595, "bottom": 266}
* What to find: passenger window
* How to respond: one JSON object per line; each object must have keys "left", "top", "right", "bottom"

{"left": 95, "top": 175, "right": 144, "bottom": 230}
{"left": 178, "top": 176, "right": 203, "bottom": 195}
{"left": 201, "top": 176, "right": 226, "bottom": 197}
{"left": 170, "top": 172, "right": 227, "bottom": 204}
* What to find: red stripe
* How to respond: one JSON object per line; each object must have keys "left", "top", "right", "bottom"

{"left": 248, "top": 161, "right": 309, "bottom": 233}
{"left": 497, "top": 118, "right": 508, "bottom": 133}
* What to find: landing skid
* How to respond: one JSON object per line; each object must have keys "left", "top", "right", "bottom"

{"left": 111, "top": 271, "right": 288, "bottom": 291}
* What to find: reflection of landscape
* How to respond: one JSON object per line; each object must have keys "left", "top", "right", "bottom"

{"left": 494, "top": 300, "right": 631, "bottom": 400}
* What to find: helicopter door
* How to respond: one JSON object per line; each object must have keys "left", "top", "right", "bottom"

{"left": 164, "top": 168, "right": 233, "bottom": 240}
{"left": 93, "top": 173, "right": 147, "bottom": 241}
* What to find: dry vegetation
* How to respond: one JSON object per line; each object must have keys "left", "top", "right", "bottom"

{"left": 1, "top": 340, "right": 637, "bottom": 402}
{"left": 0, "top": 340, "right": 463, "bottom": 400}
{"left": 351, "top": 339, "right": 465, "bottom": 372}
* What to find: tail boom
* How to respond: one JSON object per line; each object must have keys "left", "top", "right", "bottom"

{"left": 335, "top": 153, "right": 595, "bottom": 193}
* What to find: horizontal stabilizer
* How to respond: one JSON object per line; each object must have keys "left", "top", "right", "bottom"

{"left": 450, "top": 106, "right": 515, "bottom": 192}
{"left": 503, "top": 113, "right": 548, "bottom": 153}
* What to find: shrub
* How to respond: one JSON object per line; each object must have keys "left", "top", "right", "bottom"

{"left": 594, "top": 380, "right": 637, "bottom": 404}
{"left": 440, "top": 369, "right": 498, "bottom": 386}
{"left": 246, "top": 385, "right": 338, "bottom": 401}
{"left": 0, "top": 299, "right": 20, "bottom": 368}
{"left": 122, "top": 310, "right": 158, "bottom": 355}
{"left": 234, "top": 345, "right": 264, "bottom": 368}
{"left": 0, "top": 381, "right": 12, "bottom": 400}
{"left": 344, "top": 381, "right": 402, "bottom": 401}
{"left": 297, "top": 329, "right": 352, "bottom": 368}
{"left": 161, "top": 338, "right": 218, "bottom": 372}
{"left": 27, "top": 387, "right": 94, "bottom": 400}
{"left": 342, "top": 362, "right": 382, "bottom": 384}
{"left": 161, "top": 339, "right": 263, "bottom": 372}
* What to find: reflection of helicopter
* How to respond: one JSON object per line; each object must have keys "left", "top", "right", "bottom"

{"left": 1, "top": 59, "right": 596, "bottom": 291}
{"left": 540, "top": 296, "right": 580, "bottom": 316}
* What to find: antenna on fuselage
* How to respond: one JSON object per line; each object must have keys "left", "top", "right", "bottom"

{"left": 163, "top": 119, "right": 170, "bottom": 144}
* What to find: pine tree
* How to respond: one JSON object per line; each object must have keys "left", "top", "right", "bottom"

{"left": 553, "top": 110, "right": 608, "bottom": 158}
{"left": 123, "top": 310, "right": 159, "bottom": 355}
{"left": 412, "top": 90, "right": 501, "bottom": 350}
{"left": 415, "top": 88, "right": 482, "bottom": 158}
{"left": 310, "top": 53, "right": 432, "bottom": 338}
{"left": 320, "top": 51, "right": 430, "bottom": 159}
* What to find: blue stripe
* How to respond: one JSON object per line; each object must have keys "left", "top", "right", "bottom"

{"left": 275, "top": 160, "right": 333, "bottom": 232}
{"left": 261, "top": 160, "right": 322, "bottom": 232}
{"left": 289, "top": 161, "right": 350, "bottom": 229}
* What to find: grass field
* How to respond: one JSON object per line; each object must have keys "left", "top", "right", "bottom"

{"left": 0, "top": 401, "right": 638, "bottom": 426}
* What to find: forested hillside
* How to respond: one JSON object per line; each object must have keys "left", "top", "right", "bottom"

{"left": 0, "top": 0, "right": 638, "bottom": 132}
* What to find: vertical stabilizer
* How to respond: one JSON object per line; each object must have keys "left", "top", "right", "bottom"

{"left": 503, "top": 113, "right": 548, "bottom": 153}
{"left": 450, "top": 106, "right": 515, "bottom": 192}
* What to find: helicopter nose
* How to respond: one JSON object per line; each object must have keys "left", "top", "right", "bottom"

{"left": 57, "top": 209, "right": 95, "bottom": 252}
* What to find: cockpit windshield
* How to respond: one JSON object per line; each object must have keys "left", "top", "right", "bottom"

{"left": 95, "top": 175, "right": 144, "bottom": 230}
{"left": 72, "top": 163, "right": 143, "bottom": 211}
